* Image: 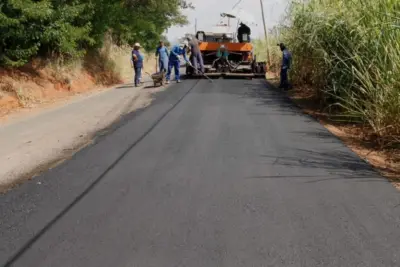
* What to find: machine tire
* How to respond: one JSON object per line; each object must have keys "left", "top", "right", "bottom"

{"left": 251, "top": 55, "right": 258, "bottom": 73}
{"left": 260, "top": 63, "right": 266, "bottom": 74}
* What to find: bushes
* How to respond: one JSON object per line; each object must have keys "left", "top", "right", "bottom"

{"left": 253, "top": 37, "right": 282, "bottom": 74}
{"left": 0, "top": 0, "right": 192, "bottom": 67}
{"left": 0, "top": 0, "right": 51, "bottom": 66}
{"left": 0, "top": 0, "right": 93, "bottom": 67}
{"left": 283, "top": 0, "right": 400, "bottom": 140}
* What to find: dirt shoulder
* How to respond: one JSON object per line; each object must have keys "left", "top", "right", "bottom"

{"left": 0, "top": 78, "right": 169, "bottom": 193}
{"left": 0, "top": 48, "right": 157, "bottom": 122}
{"left": 0, "top": 43, "right": 172, "bottom": 193}
{"left": 268, "top": 79, "right": 400, "bottom": 190}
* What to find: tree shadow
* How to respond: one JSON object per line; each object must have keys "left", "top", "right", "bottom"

{"left": 256, "top": 146, "right": 387, "bottom": 184}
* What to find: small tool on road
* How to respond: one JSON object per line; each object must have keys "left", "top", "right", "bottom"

{"left": 197, "top": 68, "right": 213, "bottom": 83}
{"left": 188, "top": 62, "right": 213, "bottom": 83}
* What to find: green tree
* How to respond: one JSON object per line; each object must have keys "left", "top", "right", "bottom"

{"left": 0, "top": 0, "right": 52, "bottom": 66}
{"left": 0, "top": 0, "right": 193, "bottom": 67}
{"left": 40, "top": 0, "right": 94, "bottom": 58}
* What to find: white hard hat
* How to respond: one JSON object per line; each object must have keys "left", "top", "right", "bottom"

{"left": 134, "top": 42, "right": 141, "bottom": 47}
{"left": 180, "top": 40, "right": 188, "bottom": 47}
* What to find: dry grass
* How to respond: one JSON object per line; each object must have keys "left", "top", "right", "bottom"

{"left": 107, "top": 43, "right": 156, "bottom": 84}
{"left": 0, "top": 36, "right": 156, "bottom": 118}
{"left": 253, "top": 38, "right": 282, "bottom": 74}
{"left": 0, "top": 78, "right": 37, "bottom": 108}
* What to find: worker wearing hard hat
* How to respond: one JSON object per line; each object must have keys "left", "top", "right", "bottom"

{"left": 131, "top": 42, "right": 144, "bottom": 87}
{"left": 166, "top": 40, "right": 190, "bottom": 84}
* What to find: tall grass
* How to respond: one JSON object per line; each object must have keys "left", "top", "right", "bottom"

{"left": 253, "top": 36, "right": 282, "bottom": 75}
{"left": 84, "top": 33, "right": 156, "bottom": 84}
{"left": 283, "top": 0, "right": 400, "bottom": 141}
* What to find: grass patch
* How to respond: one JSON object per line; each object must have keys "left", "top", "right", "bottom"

{"left": 0, "top": 35, "right": 156, "bottom": 116}
{"left": 280, "top": 0, "right": 400, "bottom": 146}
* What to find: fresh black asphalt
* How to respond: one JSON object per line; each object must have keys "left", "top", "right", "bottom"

{"left": 1, "top": 79, "right": 400, "bottom": 266}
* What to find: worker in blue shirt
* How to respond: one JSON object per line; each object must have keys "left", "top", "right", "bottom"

{"left": 155, "top": 40, "right": 169, "bottom": 73}
{"left": 166, "top": 40, "right": 190, "bottom": 84}
{"left": 131, "top": 42, "right": 144, "bottom": 87}
{"left": 278, "top": 43, "right": 292, "bottom": 90}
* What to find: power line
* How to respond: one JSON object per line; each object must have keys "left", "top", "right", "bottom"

{"left": 232, "top": 0, "right": 243, "bottom": 9}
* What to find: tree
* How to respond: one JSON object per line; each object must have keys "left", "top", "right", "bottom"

{"left": 0, "top": 0, "right": 194, "bottom": 67}
{"left": 0, "top": 0, "right": 52, "bottom": 66}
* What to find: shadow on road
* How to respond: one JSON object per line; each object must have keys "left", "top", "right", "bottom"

{"left": 197, "top": 79, "right": 315, "bottom": 119}
{"left": 252, "top": 147, "right": 385, "bottom": 184}
{"left": 195, "top": 79, "right": 386, "bottom": 184}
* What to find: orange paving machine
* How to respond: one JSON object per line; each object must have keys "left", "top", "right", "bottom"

{"left": 186, "top": 13, "right": 266, "bottom": 79}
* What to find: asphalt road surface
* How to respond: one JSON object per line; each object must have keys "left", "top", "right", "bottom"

{"left": 1, "top": 79, "right": 400, "bottom": 267}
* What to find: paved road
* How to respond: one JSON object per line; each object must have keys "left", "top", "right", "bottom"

{"left": 1, "top": 79, "right": 400, "bottom": 266}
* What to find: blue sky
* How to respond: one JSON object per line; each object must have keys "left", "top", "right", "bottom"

{"left": 166, "top": 0, "right": 290, "bottom": 43}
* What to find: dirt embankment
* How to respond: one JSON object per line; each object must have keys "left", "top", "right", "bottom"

{"left": 0, "top": 47, "right": 156, "bottom": 121}
{"left": 0, "top": 63, "right": 98, "bottom": 119}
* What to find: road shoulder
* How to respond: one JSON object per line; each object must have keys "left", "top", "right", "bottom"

{"left": 267, "top": 78, "right": 400, "bottom": 190}
{"left": 0, "top": 79, "right": 169, "bottom": 193}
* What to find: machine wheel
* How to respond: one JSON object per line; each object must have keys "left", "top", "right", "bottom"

{"left": 260, "top": 63, "right": 266, "bottom": 74}
{"left": 251, "top": 55, "right": 257, "bottom": 73}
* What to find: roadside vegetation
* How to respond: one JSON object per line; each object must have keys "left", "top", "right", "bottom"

{"left": 253, "top": 35, "right": 282, "bottom": 78}
{"left": 256, "top": 0, "right": 400, "bottom": 186}
{"left": 0, "top": 0, "right": 192, "bottom": 116}
{"left": 282, "top": 0, "right": 400, "bottom": 145}
{"left": 0, "top": 0, "right": 191, "bottom": 67}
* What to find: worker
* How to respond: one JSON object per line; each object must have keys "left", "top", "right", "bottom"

{"left": 214, "top": 44, "right": 230, "bottom": 71}
{"left": 166, "top": 40, "right": 190, "bottom": 84}
{"left": 130, "top": 42, "right": 144, "bottom": 87}
{"left": 278, "top": 43, "right": 292, "bottom": 90}
{"left": 187, "top": 36, "right": 204, "bottom": 75}
{"left": 237, "top": 22, "right": 251, "bottom": 43}
{"left": 217, "top": 45, "right": 229, "bottom": 60}
{"left": 155, "top": 41, "right": 169, "bottom": 73}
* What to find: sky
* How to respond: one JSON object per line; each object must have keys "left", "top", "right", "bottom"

{"left": 166, "top": 0, "right": 290, "bottom": 43}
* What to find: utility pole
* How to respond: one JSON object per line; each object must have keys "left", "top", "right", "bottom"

{"left": 195, "top": 18, "right": 197, "bottom": 33}
{"left": 259, "top": 0, "right": 271, "bottom": 65}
